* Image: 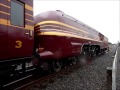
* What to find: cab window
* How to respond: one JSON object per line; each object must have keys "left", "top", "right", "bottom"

{"left": 11, "top": 0, "right": 24, "bottom": 27}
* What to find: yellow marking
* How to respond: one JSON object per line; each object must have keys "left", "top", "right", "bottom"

{"left": 40, "top": 25, "right": 60, "bottom": 27}
{"left": 39, "top": 23, "right": 99, "bottom": 39}
{"left": 0, "top": 3, "right": 10, "bottom": 8}
{"left": 0, "top": 18, "right": 8, "bottom": 25}
{"left": 40, "top": 28, "right": 77, "bottom": 35}
{"left": 15, "top": 40, "right": 22, "bottom": 48}
{"left": 40, "top": 25, "right": 62, "bottom": 28}
{"left": 0, "top": 11, "right": 10, "bottom": 15}
{"left": 25, "top": 25, "right": 34, "bottom": 30}
{"left": 25, "top": 19, "right": 34, "bottom": 23}
{"left": 0, "top": 18, "right": 34, "bottom": 30}
{"left": 25, "top": 13, "right": 33, "bottom": 17}
{"left": 40, "top": 25, "right": 83, "bottom": 34}
{"left": 25, "top": 4, "right": 33, "bottom": 11}
{"left": 37, "top": 31, "right": 102, "bottom": 43}
{"left": 35, "top": 20, "right": 88, "bottom": 34}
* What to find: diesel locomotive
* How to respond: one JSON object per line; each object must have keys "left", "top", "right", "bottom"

{"left": 0, "top": 0, "right": 108, "bottom": 83}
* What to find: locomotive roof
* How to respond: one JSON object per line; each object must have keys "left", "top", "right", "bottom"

{"left": 34, "top": 10, "right": 97, "bottom": 32}
{"left": 34, "top": 10, "right": 108, "bottom": 40}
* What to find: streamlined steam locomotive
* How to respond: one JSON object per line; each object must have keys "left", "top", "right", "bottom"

{"left": 34, "top": 10, "right": 108, "bottom": 71}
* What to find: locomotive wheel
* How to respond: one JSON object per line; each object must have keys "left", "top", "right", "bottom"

{"left": 93, "top": 47, "right": 96, "bottom": 57}
{"left": 32, "top": 54, "right": 40, "bottom": 66}
{"left": 102, "top": 49, "right": 106, "bottom": 54}
{"left": 81, "top": 51, "right": 89, "bottom": 59}
{"left": 96, "top": 48, "right": 100, "bottom": 55}
{"left": 100, "top": 49, "right": 105, "bottom": 54}
{"left": 77, "top": 50, "right": 89, "bottom": 65}
{"left": 71, "top": 57, "right": 77, "bottom": 65}
{"left": 90, "top": 46, "right": 96, "bottom": 57}
{"left": 52, "top": 60, "right": 62, "bottom": 72}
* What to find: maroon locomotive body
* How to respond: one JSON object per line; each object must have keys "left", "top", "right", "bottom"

{"left": 0, "top": 0, "right": 34, "bottom": 60}
{"left": 34, "top": 10, "right": 108, "bottom": 60}
{"left": 0, "top": 0, "right": 34, "bottom": 84}
{"left": 34, "top": 11, "right": 108, "bottom": 71}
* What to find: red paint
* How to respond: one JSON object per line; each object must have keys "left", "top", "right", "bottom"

{"left": 0, "top": 0, "right": 34, "bottom": 60}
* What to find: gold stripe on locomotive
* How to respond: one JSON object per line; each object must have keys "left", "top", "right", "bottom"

{"left": 35, "top": 20, "right": 88, "bottom": 34}
{"left": 0, "top": 18, "right": 34, "bottom": 30}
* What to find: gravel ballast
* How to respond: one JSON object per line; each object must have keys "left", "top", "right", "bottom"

{"left": 30, "top": 45, "right": 118, "bottom": 90}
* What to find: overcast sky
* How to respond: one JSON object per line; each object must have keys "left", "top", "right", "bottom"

{"left": 33, "top": 0, "right": 119, "bottom": 44}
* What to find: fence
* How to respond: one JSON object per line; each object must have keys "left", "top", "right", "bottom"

{"left": 107, "top": 47, "right": 119, "bottom": 90}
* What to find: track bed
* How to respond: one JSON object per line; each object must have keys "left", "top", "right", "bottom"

{"left": 17, "top": 45, "right": 116, "bottom": 90}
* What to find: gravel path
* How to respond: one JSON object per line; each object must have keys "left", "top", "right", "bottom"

{"left": 30, "top": 45, "right": 117, "bottom": 90}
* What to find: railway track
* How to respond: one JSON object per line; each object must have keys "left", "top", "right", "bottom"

{"left": 3, "top": 57, "right": 92, "bottom": 90}
{"left": 2, "top": 49, "right": 111, "bottom": 90}
{"left": 19, "top": 65, "right": 82, "bottom": 90}
{"left": 2, "top": 71, "right": 35, "bottom": 90}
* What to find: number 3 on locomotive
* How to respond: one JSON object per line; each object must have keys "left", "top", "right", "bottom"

{"left": 15, "top": 40, "right": 22, "bottom": 48}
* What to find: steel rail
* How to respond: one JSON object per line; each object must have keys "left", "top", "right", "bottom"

{"left": 15, "top": 71, "right": 58, "bottom": 90}
{"left": 15, "top": 63, "right": 82, "bottom": 90}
